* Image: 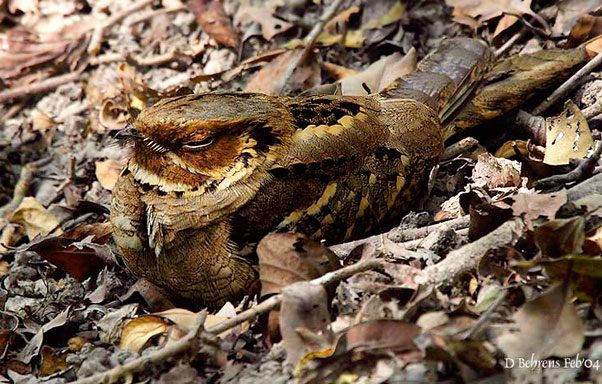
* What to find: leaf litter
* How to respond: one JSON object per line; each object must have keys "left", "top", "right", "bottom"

{"left": 4, "top": 0, "right": 602, "bottom": 383}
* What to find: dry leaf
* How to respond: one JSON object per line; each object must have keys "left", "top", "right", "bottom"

{"left": 95, "top": 159, "right": 124, "bottom": 191}
{"left": 31, "top": 109, "right": 56, "bottom": 132}
{"left": 340, "top": 48, "right": 417, "bottom": 96}
{"left": 280, "top": 282, "right": 333, "bottom": 365}
{"left": 20, "top": 222, "right": 115, "bottom": 282}
{"left": 188, "top": 0, "right": 238, "bottom": 47}
{"left": 257, "top": 232, "right": 339, "bottom": 297}
{"left": 585, "top": 35, "right": 602, "bottom": 56}
{"left": 9, "top": 197, "right": 61, "bottom": 239}
{"left": 553, "top": 0, "right": 602, "bottom": 36}
{"left": 472, "top": 153, "right": 521, "bottom": 188}
{"left": 120, "top": 316, "right": 169, "bottom": 352}
{"left": 497, "top": 283, "right": 584, "bottom": 359}
{"left": 534, "top": 217, "right": 585, "bottom": 257}
{"left": 234, "top": 6, "right": 293, "bottom": 41}
{"left": 244, "top": 50, "right": 320, "bottom": 95}
{"left": 509, "top": 190, "right": 567, "bottom": 227}
{"left": 543, "top": 102, "right": 594, "bottom": 165}
{"left": 39, "top": 346, "right": 69, "bottom": 377}
{"left": 323, "top": 62, "right": 358, "bottom": 80}
{"left": 317, "top": 1, "right": 404, "bottom": 48}
{"left": 447, "top": 0, "right": 542, "bottom": 31}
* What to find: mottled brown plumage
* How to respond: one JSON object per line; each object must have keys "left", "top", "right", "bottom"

{"left": 110, "top": 38, "right": 491, "bottom": 308}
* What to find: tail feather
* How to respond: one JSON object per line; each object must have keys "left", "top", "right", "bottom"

{"left": 380, "top": 37, "right": 493, "bottom": 125}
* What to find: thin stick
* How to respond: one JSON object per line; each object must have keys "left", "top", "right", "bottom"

{"left": 534, "top": 140, "right": 602, "bottom": 189}
{"left": 441, "top": 137, "right": 479, "bottom": 160}
{"left": 330, "top": 216, "right": 470, "bottom": 257}
{"left": 463, "top": 289, "right": 508, "bottom": 339}
{"left": 74, "top": 311, "right": 209, "bottom": 384}
{"left": 417, "top": 218, "right": 526, "bottom": 286}
{"left": 0, "top": 72, "right": 84, "bottom": 103}
{"left": 0, "top": 157, "right": 52, "bottom": 218}
{"left": 494, "top": 29, "right": 527, "bottom": 59}
{"left": 74, "top": 258, "right": 383, "bottom": 383}
{"left": 88, "top": 0, "right": 155, "bottom": 54}
{"left": 532, "top": 51, "right": 602, "bottom": 116}
{"left": 276, "top": 0, "right": 346, "bottom": 96}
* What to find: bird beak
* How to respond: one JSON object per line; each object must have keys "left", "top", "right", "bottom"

{"left": 114, "top": 127, "right": 143, "bottom": 141}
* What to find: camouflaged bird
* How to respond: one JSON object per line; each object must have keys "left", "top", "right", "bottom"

{"left": 111, "top": 38, "right": 494, "bottom": 308}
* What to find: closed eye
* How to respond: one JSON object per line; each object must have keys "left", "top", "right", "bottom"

{"left": 182, "top": 137, "right": 215, "bottom": 150}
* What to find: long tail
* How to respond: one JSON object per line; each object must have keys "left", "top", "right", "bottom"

{"left": 380, "top": 38, "right": 493, "bottom": 126}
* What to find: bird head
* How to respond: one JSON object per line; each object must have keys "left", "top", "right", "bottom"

{"left": 115, "top": 93, "right": 295, "bottom": 192}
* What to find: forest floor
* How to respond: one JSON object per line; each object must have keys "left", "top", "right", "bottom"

{"left": 3, "top": 0, "right": 602, "bottom": 383}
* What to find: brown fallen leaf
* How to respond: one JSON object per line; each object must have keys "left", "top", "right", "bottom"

{"left": 508, "top": 190, "right": 567, "bottom": 229}
{"left": 553, "top": 0, "right": 602, "bottom": 37}
{"left": 280, "top": 282, "right": 333, "bottom": 365}
{"left": 18, "top": 222, "right": 116, "bottom": 282}
{"left": 234, "top": 5, "right": 294, "bottom": 41}
{"left": 257, "top": 232, "right": 340, "bottom": 297}
{"left": 8, "top": 197, "right": 61, "bottom": 239}
{"left": 120, "top": 315, "right": 170, "bottom": 353}
{"left": 188, "top": 0, "right": 237, "bottom": 47}
{"left": 39, "top": 346, "right": 69, "bottom": 377}
{"left": 446, "top": 0, "right": 545, "bottom": 34}
{"left": 497, "top": 283, "right": 584, "bottom": 360}
{"left": 95, "top": 159, "right": 124, "bottom": 191}
{"left": 296, "top": 319, "right": 421, "bottom": 381}
{"left": 472, "top": 153, "right": 522, "bottom": 189}
{"left": 244, "top": 50, "right": 320, "bottom": 96}
{"left": 534, "top": 216, "right": 585, "bottom": 257}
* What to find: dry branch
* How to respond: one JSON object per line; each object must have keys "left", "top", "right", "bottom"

{"left": 535, "top": 140, "right": 602, "bottom": 190}
{"left": 532, "top": 51, "right": 602, "bottom": 115}
{"left": 416, "top": 218, "right": 526, "bottom": 286}
{"left": 330, "top": 216, "right": 470, "bottom": 257}
{"left": 275, "top": 0, "right": 346, "bottom": 96}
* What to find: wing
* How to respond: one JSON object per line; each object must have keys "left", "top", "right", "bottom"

{"left": 230, "top": 96, "right": 415, "bottom": 250}
{"left": 276, "top": 95, "right": 387, "bottom": 165}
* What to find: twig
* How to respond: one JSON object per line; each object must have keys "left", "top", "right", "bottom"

{"left": 532, "top": 51, "right": 602, "bottom": 116}
{"left": 416, "top": 218, "right": 526, "bottom": 286}
{"left": 441, "top": 137, "right": 479, "bottom": 161}
{"left": 513, "top": 109, "right": 546, "bottom": 145}
{"left": 494, "top": 29, "right": 528, "bottom": 59}
{"left": 276, "top": 0, "right": 346, "bottom": 96}
{"left": 125, "top": 5, "right": 187, "bottom": 26}
{"left": 88, "top": 0, "right": 155, "bottom": 54}
{"left": 75, "top": 258, "right": 383, "bottom": 383}
{"left": 0, "top": 157, "right": 52, "bottom": 218}
{"left": 534, "top": 140, "right": 602, "bottom": 190}
{"left": 0, "top": 72, "right": 84, "bottom": 103}
{"left": 206, "top": 258, "right": 383, "bottom": 335}
{"left": 462, "top": 289, "right": 508, "bottom": 339}
{"left": 583, "top": 95, "right": 602, "bottom": 121}
{"left": 74, "top": 311, "right": 209, "bottom": 384}
{"left": 330, "top": 216, "right": 470, "bottom": 257}
{"left": 0, "top": 224, "right": 19, "bottom": 253}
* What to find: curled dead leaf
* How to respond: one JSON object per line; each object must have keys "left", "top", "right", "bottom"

{"left": 8, "top": 197, "right": 61, "bottom": 239}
